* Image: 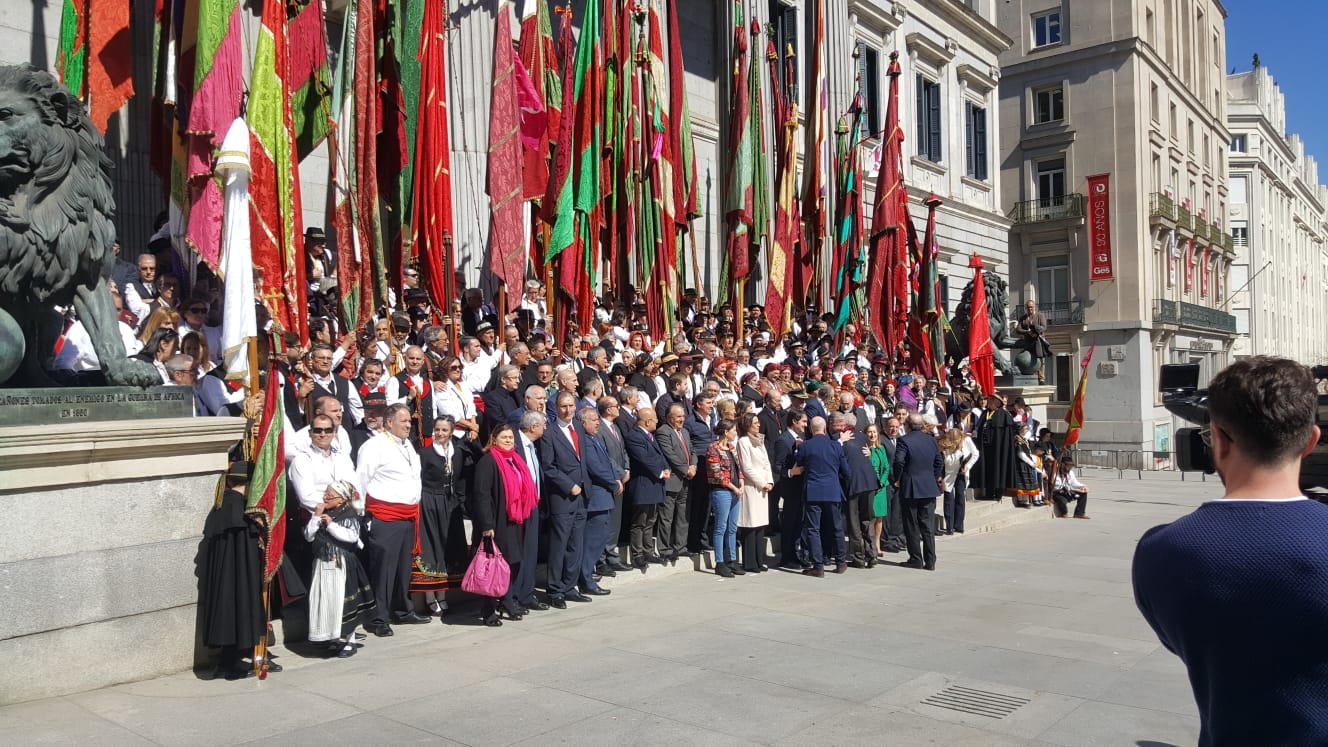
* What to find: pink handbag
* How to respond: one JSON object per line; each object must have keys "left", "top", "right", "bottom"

{"left": 461, "top": 537, "right": 510, "bottom": 598}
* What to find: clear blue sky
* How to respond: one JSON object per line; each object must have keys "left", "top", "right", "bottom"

{"left": 1223, "top": 0, "right": 1327, "bottom": 174}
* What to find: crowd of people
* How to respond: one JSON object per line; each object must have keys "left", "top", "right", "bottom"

{"left": 90, "top": 226, "right": 1090, "bottom": 678}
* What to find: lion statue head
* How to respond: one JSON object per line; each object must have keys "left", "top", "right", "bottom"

{"left": 948, "top": 269, "right": 1016, "bottom": 376}
{"left": 0, "top": 65, "right": 116, "bottom": 307}
{"left": 0, "top": 66, "right": 156, "bottom": 387}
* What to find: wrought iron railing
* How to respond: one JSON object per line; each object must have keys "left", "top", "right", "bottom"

{"left": 1041, "top": 301, "right": 1084, "bottom": 325}
{"left": 1179, "top": 301, "right": 1237, "bottom": 332}
{"left": 1149, "top": 192, "right": 1176, "bottom": 221}
{"left": 1154, "top": 298, "right": 1236, "bottom": 332}
{"left": 1008, "top": 193, "right": 1086, "bottom": 224}
{"left": 1176, "top": 203, "right": 1192, "bottom": 231}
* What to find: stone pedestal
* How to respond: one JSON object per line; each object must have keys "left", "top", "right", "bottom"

{"left": 0, "top": 417, "right": 247, "bottom": 704}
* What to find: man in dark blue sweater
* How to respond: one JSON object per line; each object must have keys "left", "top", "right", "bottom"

{"left": 1133, "top": 356, "right": 1328, "bottom": 746}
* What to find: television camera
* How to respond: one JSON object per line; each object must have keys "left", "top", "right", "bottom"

{"left": 1160, "top": 362, "right": 1328, "bottom": 497}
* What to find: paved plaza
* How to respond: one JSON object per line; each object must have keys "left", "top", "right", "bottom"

{"left": 1, "top": 471, "right": 1219, "bottom": 746}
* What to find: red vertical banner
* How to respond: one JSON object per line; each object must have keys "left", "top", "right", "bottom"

{"left": 1199, "top": 245, "right": 1210, "bottom": 297}
{"left": 1086, "top": 174, "right": 1114, "bottom": 281}
{"left": 1183, "top": 239, "right": 1194, "bottom": 292}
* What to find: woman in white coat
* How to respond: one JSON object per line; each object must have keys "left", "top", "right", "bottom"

{"left": 735, "top": 413, "right": 774, "bottom": 573}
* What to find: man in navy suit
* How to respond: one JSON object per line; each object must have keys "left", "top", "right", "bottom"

{"left": 540, "top": 391, "right": 592, "bottom": 607}
{"left": 685, "top": 393, "right": 719, "bottom": 552}
{"left": 838, "top": 414, "right": 882, "bottom": 568}
{"left": 794, "top": 416, "right": 849, "bottom": 577}
{"left": 624, "top": 407, "right": 670, "bottom": 568}
{"left": 507, "top": 384, "right": 547, "bottom": 430}
{"left": 577, "top": 408, "right": 619, "bottom": 596}
{"left": 771, "top": 409, "right": 807, "bottom": 569}
{"left": 892, "top": 413, "right": 945, "bottom": 570}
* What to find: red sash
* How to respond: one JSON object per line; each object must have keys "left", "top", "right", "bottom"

{"left": 366, "top": 496, "right": 419, "bottom": 522}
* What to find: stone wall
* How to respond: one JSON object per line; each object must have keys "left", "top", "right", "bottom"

{"left": 0, "top": 418, "right": 246, "bottom": 704}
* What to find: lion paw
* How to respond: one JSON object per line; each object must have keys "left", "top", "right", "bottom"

{"left": 107, "top": 357, "right": 163, "bottom": 388}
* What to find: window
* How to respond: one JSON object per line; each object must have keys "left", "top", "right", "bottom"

{"left": 1053, "top": 354, "right": 1072, "bottom": 402}
{"left": 768, "top": 1, "right": 799, "bottom": 105}
{"left": 1036, "top": 254, "right": 1072, "bottom": 324}
{"left": 1229, "top": 175, "right": 1246, "bottom": 204}
{"left": 1145, "top": 9, "right": 1155, "bottom": 47}
{"left": 1036, "top": 157, "right": 1067, "bottom": 205}
{"left": 1033, "top": 85, "right": 1064, "bottom": 124}
{"left": 916, "top": 75, "right": 942, "bottom": 162}
{"left": 1032, "top": 10, "right": 1062, "bottom": 48}
{"left": 1230, "top": 134, "right": 1247, "bottom": 152}
{"left": 1231, "top": 223, "right": 1248, "bottom": 247}
{"left": 1187, "top": 119, "right": 1194, "bottom": 153}
{"left": 856, "top": 43, "right": 881, "bottom": 136}
{"left": 1169, "top": 103, "right": 1177, "bottom": 139}
{"left": 1203, "top": 133, "right": 1210, "bottom": 167}
{"left": 1149, "top": 83, "right": 1159, "bottom": 122}
{"left": 965, "top": 102, "right": 988, "bottom": 180}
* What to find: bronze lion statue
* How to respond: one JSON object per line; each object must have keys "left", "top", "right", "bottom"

{"left": 947, "top": 269, "right": 1017, "bottom": 376}
{"left": 0, "top": 66, "right": 157, "bottom": 387}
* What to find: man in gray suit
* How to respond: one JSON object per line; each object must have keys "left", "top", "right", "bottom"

{"left": 597, "top": 396, "right": 632, "bottom": 573}
{"left": 881, "top": 416, "right": 905, "bottom": 553}
{"left": 655, "top": 403, "right": 697, "bottom": 563}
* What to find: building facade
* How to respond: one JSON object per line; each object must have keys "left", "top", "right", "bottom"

{"left": 996, "top": 0, "right": 1235, "bottom": 458}
{"left": 1225, "top": 67, "right": 1328, "bottom": 365}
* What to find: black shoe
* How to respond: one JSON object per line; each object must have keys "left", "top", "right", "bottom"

{"left": 801, "top": 567, "right": 825, "bottom": 578}
{"left": 717, "top": 563, "right": 734, "bottom": 578}
{"left": 924, "top": 563, "right": 936, "bottom": 571}
{"left": 833, "top": 565, "right": 848, "bottom": 574}
{"left": 522, "top": 597, "right": 550, "bottom": 611}
{"left": 221, "top": 665, "right": 254, "bottom": 681}
{"left": 336, "top": 641, "right": 357, "bottom": 658}
{"left": 848, "top": 560, "right": 868, "bottom": 569}
{"left": 597, "top": 567, "right": 618, "bottom": 578}
{"left": 565, "top": 590, "right": 593, "bottom": 603}
{"left": 501, "top": 600, "right": 527, "bottom": 619}
{"left": 608, "top": 561, "right": 632, "bottom": 572}
{"left": 580, "top": 586, "right": 612, "bottom": 596}
{"left": 678, "top": 550, "right": 697, "bottom": 558}
{"left": 393, "top": 611, "right": 431, "bottom": 625}
{"left": 729, "top": 562, "right": 747, "bottom": 576}
{"left": 900, "top": 560, "right": 925, "bottom": 569}
{"left": 482, "top": 612, "right": 503, "bottom": 627}
{"left": 548, "top": 596, "right": 567, "bottom": 609}
{"left": 369, "top": 623, "right": 395, "bottom": 637}
{"left": 633, "top": 558, "right": 649, "bottom": 571}
{"left": 646, "top": 554, "right": 666, "bottom": 565}
{"left": 882, "top": 543, "right": 903, "bottom": 554}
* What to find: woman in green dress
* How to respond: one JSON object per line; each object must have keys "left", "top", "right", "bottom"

{"left": 866, "top": 423, "right": 891, "bottom": 560}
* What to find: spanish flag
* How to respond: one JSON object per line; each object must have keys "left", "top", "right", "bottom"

{"left": 1063, "top": 346, "right": 1096, "bottom": 447}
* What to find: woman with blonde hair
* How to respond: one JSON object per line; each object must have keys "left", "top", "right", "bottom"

{"left": 939, "top": 426, "right": 979, "bottom": 534}
{"left": 137, "top": 307, "right": 181, "bottom": 347}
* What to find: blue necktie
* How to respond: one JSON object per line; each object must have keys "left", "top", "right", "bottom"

{"left": 527, "top": 442, "right": 540, "bottom": 491}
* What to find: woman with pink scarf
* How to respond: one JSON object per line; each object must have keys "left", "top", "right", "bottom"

{"left": 469, "top": 424, "right": 539, "bottom": 627}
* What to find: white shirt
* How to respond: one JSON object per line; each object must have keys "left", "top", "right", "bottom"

{"left": 197, "top": 373, "right": 246, "bottom": 416}
{"left": 289, "top": 445, "right": 360, "bottom": 513}
{"left": 54, "top": 320, "right": 98, "bottom": 372}
{"left": 942, "top": 436, "right": 980, "bottom": 491}
{"left": 356, "top": 432, "right": 422, "bottom": 505}
{"left": 518, "top": 432, "right": 541, "bottom": 492}
{"left": 435, "top": 380, "right": 475, "bottom": 422}
{"left": 462, "top": 355, "right": 495, "bottom": 393}
{"left": 124, "top": 281, "right": 154, "bottom": 325}
{"left": 386, "top": 372, "right": 428, "bottom": 407}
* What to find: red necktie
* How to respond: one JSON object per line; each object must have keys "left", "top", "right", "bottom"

{"left": 678, "top": 428, "right": 689, "bottom": 464}
{"left": 569, "top": 425, "right": 580, "bottom": 457}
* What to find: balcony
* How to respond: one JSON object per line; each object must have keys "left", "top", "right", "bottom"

{"left": 1176, "top": 203, "right": 1192, "bottom": 231}
{"left": 1193, "top": 217, "right": 1209, "bottom": 241}
{"left": 1149, "top": 192, "right": 1177, "bottom": 221}
{"left": 1041, "top": 301, "right": 1084, "bottom": 325}
{"left": 1219, "top": 232, "right": 1233, "bottom": 251}
{"left": 1153, "top": 299, "right": 1237, "bottom": 333}
{"left": 1009, "top": 193, "right": 1086, "bottom": 225}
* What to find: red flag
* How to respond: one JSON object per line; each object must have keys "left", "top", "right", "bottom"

{"left": 766, "top": 38, "right": 800, "bottom": 343}
{"left": 248, "top": 0, "right": 308, "bottom": 342}
{"left": 87, "top": 0, "right": 135, "bottom": 133}
{"left": 413, "top": 0, "right": 457, "bottom": 314}
{"left": 519, "top": 2, "right": 559, "bottom": 202}
{"left": 723, "top": 4, "right": 754, "bottom": 285}
{"left": 967, "top": 256, "right": 997, "bottom": 395}
{"left": 799, "top": 0, "right": 829, "bottom": 309}
{"left": 487, "top": 1, "right": 526, "bottom": 311}
{"left": 1063, "top": 346, "right": 1097, "bottom": 447}
{"left": 247, "top": 362, "right": 287, "bottom": 581}
{"left": 867, "top": 52, "right": 905, "bottom": 356}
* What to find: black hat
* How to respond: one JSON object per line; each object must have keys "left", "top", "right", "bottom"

{"left": 305, "top": 227, "right": 326, "bottom": 241}
{"left": 409, "top": 306, "right": 429, "bottom": 321}
{"left": 789, "top": 390, "right": 810, "bottom": 400}
{"left": 225, "top": 460, "right": 253, "bottom": 480}
{"left": 363, "top": 392, "right": 388, "bottom": 409}
{"left": 684, "top": 288, "right": 698, "bottom": 297}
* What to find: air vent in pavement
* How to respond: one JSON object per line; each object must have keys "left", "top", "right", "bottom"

{"left": 920, "top": 684, "right": 1031, "bottom": 719}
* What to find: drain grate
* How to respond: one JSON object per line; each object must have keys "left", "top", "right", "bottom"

{"left": 920, "top": 684, "right": 1031, "bottom": 719}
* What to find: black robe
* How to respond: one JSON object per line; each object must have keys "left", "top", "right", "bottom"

{"left": 973, "top": 408, "right": 1017, "bottom": 496}
{"left": 199, "top": 489, "right": 264, "bottom": 649}
{"left": 468, "top": 452, "right": 525, "bottom": 562}
{"left": 414, "top": 438, "right": 476, "bottom": 589}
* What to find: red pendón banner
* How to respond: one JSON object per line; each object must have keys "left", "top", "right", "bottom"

{"left": 1087, "top": 174, "right": 1114, "bottom": 281}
